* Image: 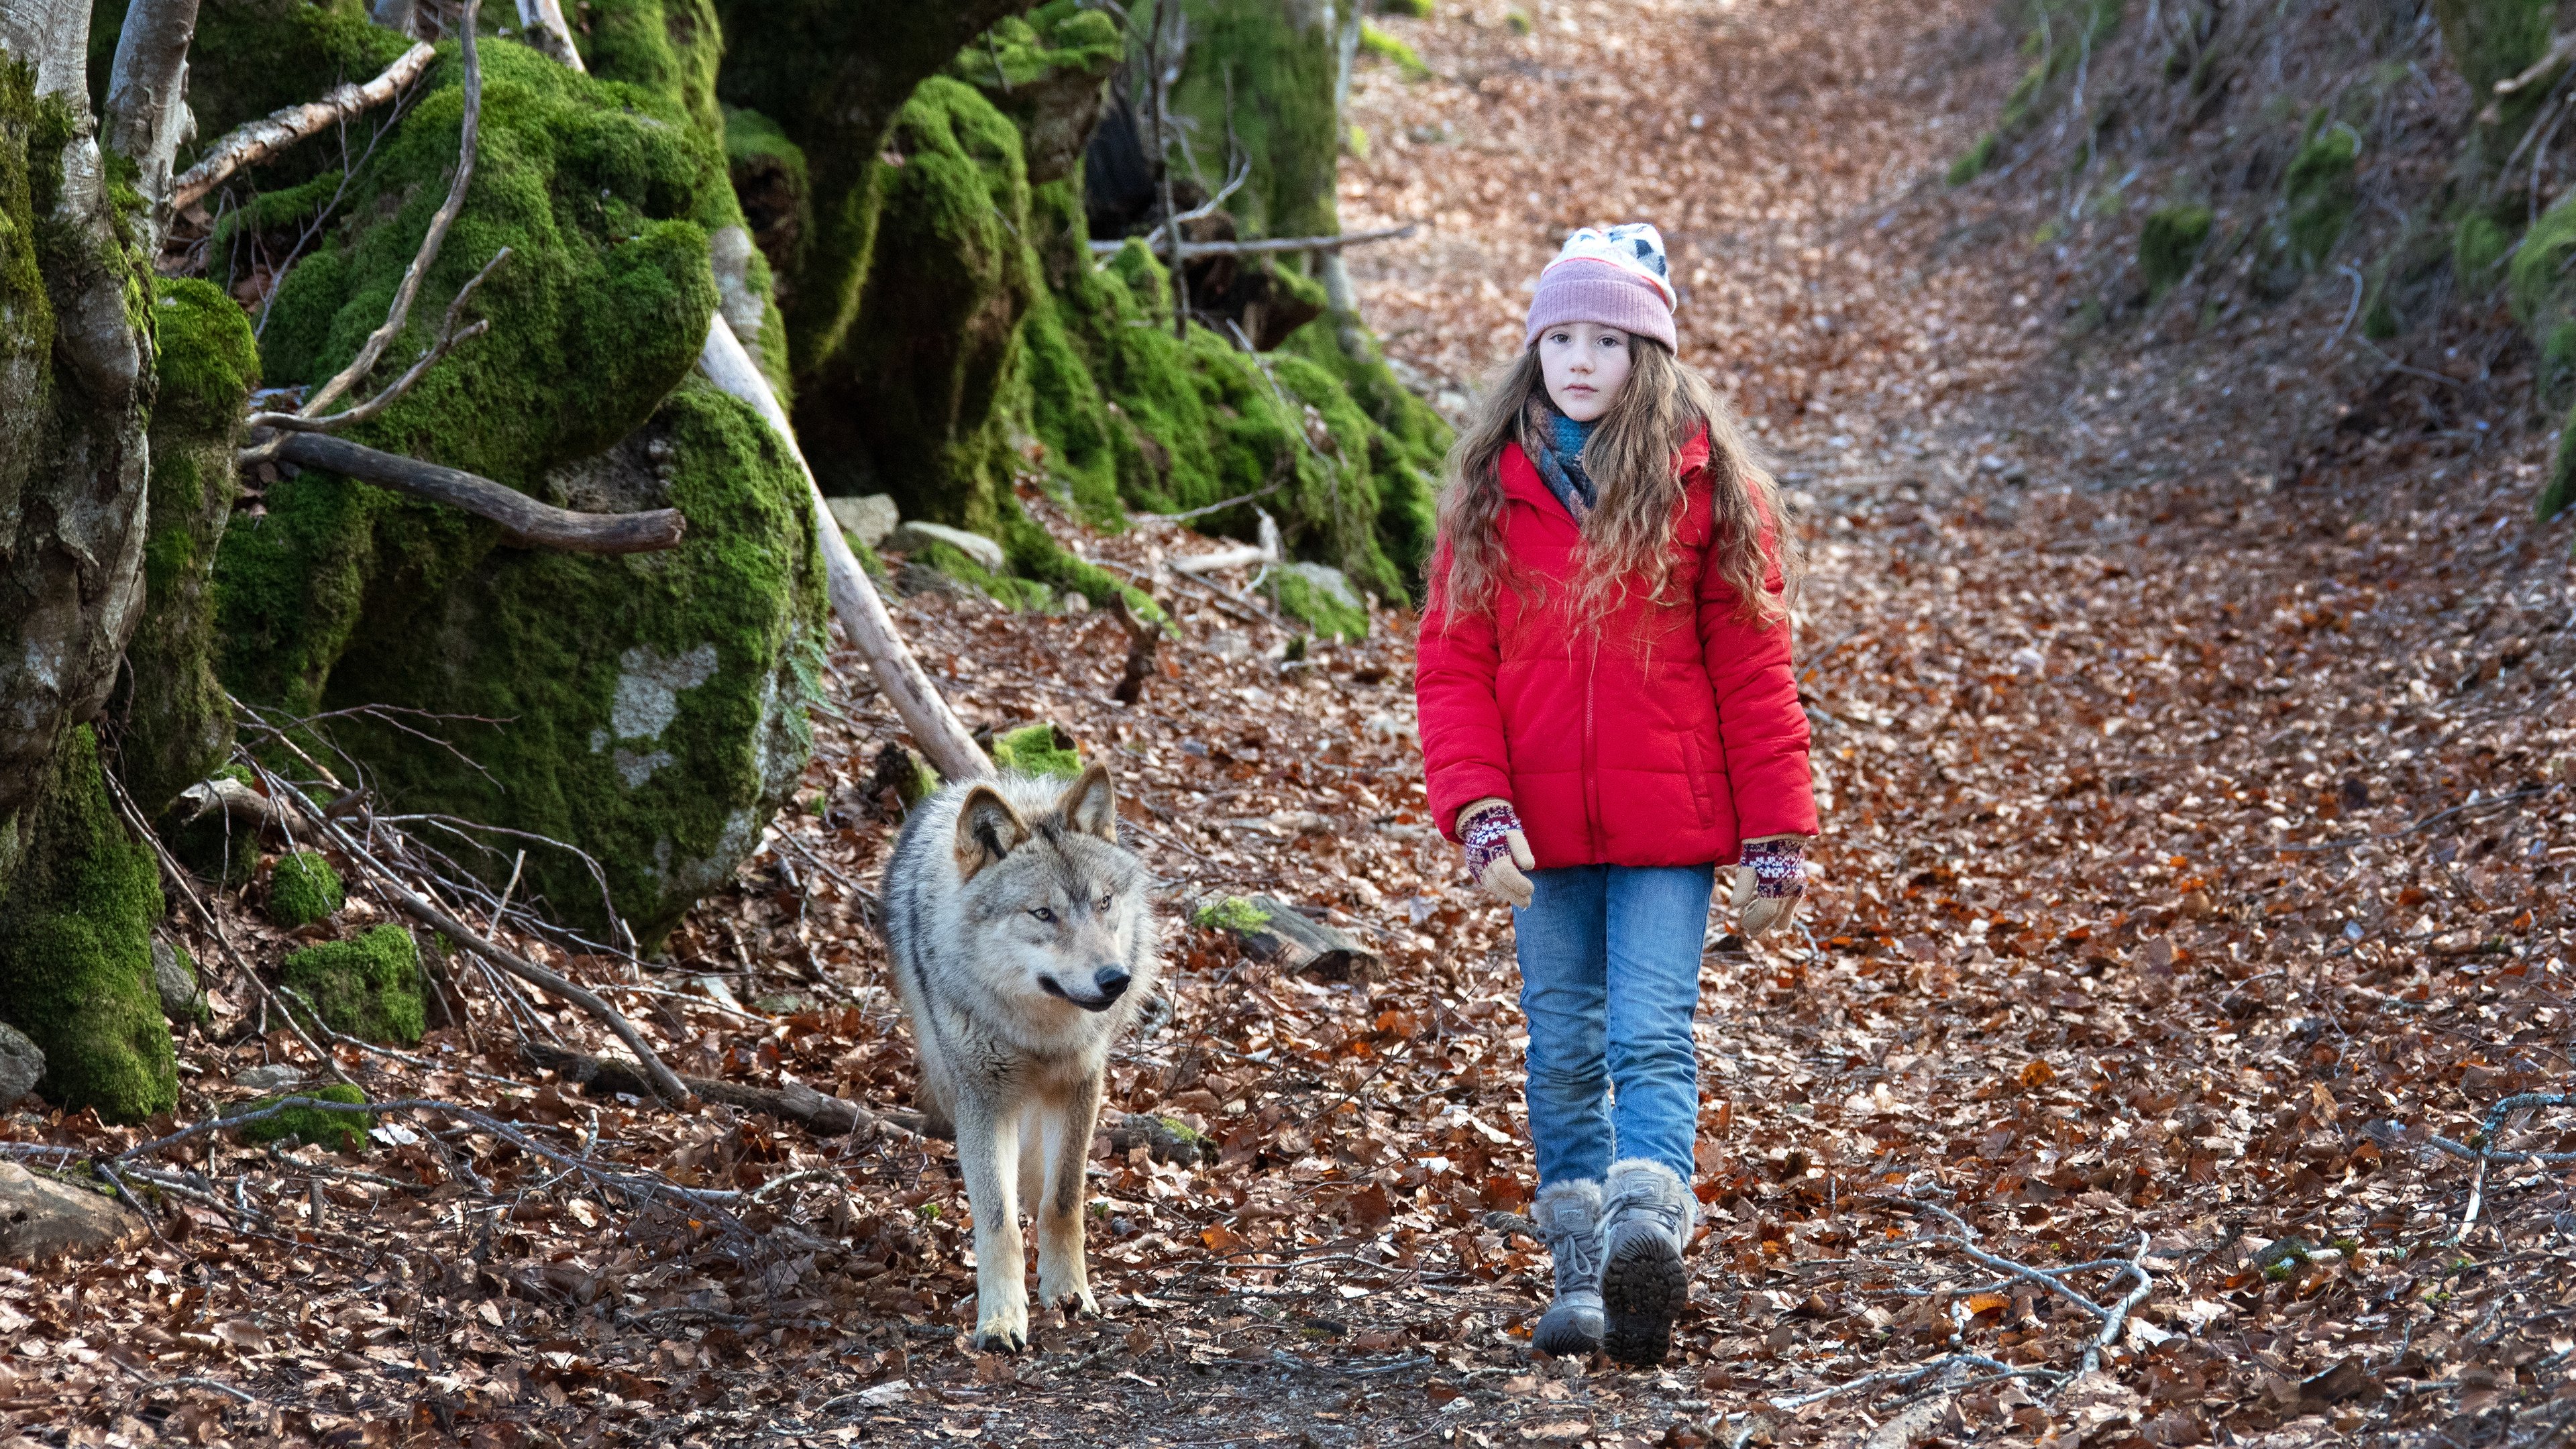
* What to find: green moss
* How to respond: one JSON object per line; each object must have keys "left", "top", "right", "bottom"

{"left": 1360, "top": 24, "right": 1433, "bottom": 81}
{"left": 2138, "top": 205, "right": 2213, "bottom": 296}
{"left": 2455, "top": 212, "right": 2516, "bottom": 294}
{"left": 219, "top": 37, "right": 728, "bottom": 710}
{"left": 113, "top": 279, "right": 258, "bottom": 819}
{"left": 2541, "top": 400, "right": 2576, "bottom": 523}
{"left": 1191, "top": 895, "right": 1272, "bottom": 932}
{"left": 268, "top": 850, "right": 344, "bottom": 928}
{"left": 2282, "top": 123, "right": 2359, "bottom": 269}
{"left": 296, "top": 380, "right": 825, "bottom": 945}
{"left": 1378, "top": 0, "right": 1435, "bottom": 17}
{"left": 1157, "top": 0, "right": 1344, "bottom": 241}
{"left": 2508, "top": 195, "right": 2576, "bottom": 396}
{"left": 281, "top": 925, "right": 423, "bottom": 1045}
{"left": 991, "top": 723, "right": 1081, "bottom": 778}
{"left": 1947, "top": 132, "right": 2000, "bottom": 186}
{"left": 232, "top": 1083, "right": 371, "bottom": 1153}
{"left": 2433, "top": 0, "right": 2560, "bottom": 172}
{"left": 1268, "top": 564, "right": 1371, "bottom": 641}
{"left": 0, "top": 729, "right": 177, "bottom": 1124}
{"left": 577, "top": 0, "right": 729, "bottom": 142}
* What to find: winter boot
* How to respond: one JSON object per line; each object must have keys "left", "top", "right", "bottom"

{"left": 1599, "top": 1159, "right": 1696, "bottom": 1366}
{"left": 1529, "top": 1179, "right": 1605, "bottom": 1356}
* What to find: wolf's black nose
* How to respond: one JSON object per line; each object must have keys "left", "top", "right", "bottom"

{"left": 1092, "top": 966, "right": 1132, "bottom": 1001}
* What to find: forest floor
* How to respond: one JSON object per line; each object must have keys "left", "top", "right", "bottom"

{"left": 10, "top": 1, "right": 2576, "bottom": 1446}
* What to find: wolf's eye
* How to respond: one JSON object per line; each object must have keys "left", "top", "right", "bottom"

{"left": 1029, "top": 907, "right": 1057, "bottom": 924}
{"left": 1096, "top": 894, "right": 1113, "bottom": 913}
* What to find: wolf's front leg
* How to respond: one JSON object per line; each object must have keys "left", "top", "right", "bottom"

{"left": 954, "top": 1095, "right": 1028, "bottom": 1352}
{"left": 1034, "top": 1073, "right": 1104, "bottom": 1318}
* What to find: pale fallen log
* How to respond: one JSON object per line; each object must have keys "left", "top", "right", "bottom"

{"left": 527, "top": 1043, "right": 920, "bottom": 1140}
{"left": 1087, "top": 221, "right": 1419, "bottom": 260}
{"left": 694, "top": 315, "right": 991, "bottom": 783}
{"left": 1169, "top": 508, "right": 1282, "bottom": 575}
{"left": 267, "top": 431, "right": 686, "bottom": 553}
{"left": 171, "top": 40, "right": 436, "bottom": 211}
{"left": 513, "top": 0, "right": 584, "bottom": 72}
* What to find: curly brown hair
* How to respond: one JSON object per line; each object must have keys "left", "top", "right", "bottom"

{"left": 1430, "top": 340, "right": 1799, "bottom": 627}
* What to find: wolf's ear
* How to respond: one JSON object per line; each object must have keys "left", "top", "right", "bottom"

{"left": 953, "top": 785, "right": 1031, "bottom": 881}
{"left": 1058, "top": 763, "right": 1118, "bottom": 843}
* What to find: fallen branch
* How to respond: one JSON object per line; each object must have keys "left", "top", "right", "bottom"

{"left": 170, "top": 40, "right": 437, "bottom": 211}
{"left": 2443, "top": 1092, "right": 2576, "bottom": 1244}
{"left": 246, "top": 248, "right": 511, "bottom": 437}
{"left": 298, "top": 0, "right": 481, "bottom": 421}
{"left": 523, "top": 1042, "right": 920, "bottom": 1142}
{"left": 1768, "top": 1352, "right": 2055, "bottom": 1413}
{"left": 1875, "top": 1196, "right": 2155, "bottom": 1379}
{"left": 264, "top": 431, "right": 685, "bottom": 553}
{"left": 1169, "top": 511, "right": 1283, "bottom": 576}
{"left": 695, "top": 314, "right": 990, "bottom": 782}
{"left": 1087, "top": 222, "right": 1419, "bottom": 260}
{"left": 513, "top": 0, "right": 586, "bottom": 72}
{"left": 2487, "top": 32, "right": 2576, "bottom": 119}
{"left": 254, "top": 769, "right": 693, "bottom": 1106}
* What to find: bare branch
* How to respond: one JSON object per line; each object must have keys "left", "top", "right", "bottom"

{"left": 513, "top": 0, "right": 584, "bottom": 72}
{"left": 1087, "top": 221, "right": 1420, "bottom": 260}
{"left": 245, "top": 246, "right": 510, "bottom": 437}
{"left": 259, "top": 431, "right": 687, "bottom": 553}
{"left": 695, "top": 315, "right": 991, "bottom": 782}
{"left": 170, "top": 40, "right": 435, "bottom": 210}
{"left": 299, "top": 0, "right": 482, "bottom": 419}
{"left": 254, "top": 768, "right": 695, "bottom": 1106}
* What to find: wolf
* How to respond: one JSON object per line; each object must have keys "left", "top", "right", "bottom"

{"left": 881, "top": 763, "right": 1162, "bottom": 1352}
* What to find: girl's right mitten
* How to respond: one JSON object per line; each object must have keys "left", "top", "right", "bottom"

{"left": 1460, "top": 798, "right": 1536, "bottom": 909}
{"left": 1730, "top": 836, "right": 1807, "bottom": 937}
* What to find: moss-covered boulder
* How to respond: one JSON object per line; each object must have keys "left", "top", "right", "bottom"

{"left": 302, "top": 381, "right": 825, "bottom": 943}
{"left": 187, "top": 28, "right": 821, "bottom": 945}
{"left": 991, "top": 723, "right": 1081, "bottom": 778}
{"left": 233, "top": 1082, "right": 371, "bottom": 1153}
{"left": 0, "top": 729, "right": 178, "bottom": 1124}
{"left": 2282, "top": 123, "right": 2359, "bottom": 270}
{"left": 266, "top": 850, "right": 344, "bottom": 929}
{"left": 2139, "top": 205, "right": 2213, "bottom": 297}
{"left": 282, "top": 925, "right": 423, "bottom": 1045}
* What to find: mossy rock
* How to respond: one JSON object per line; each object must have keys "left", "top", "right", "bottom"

{"left": 232, "top": 1083, "right": 371, "bottom": 1154}
{"left": 288, "top": 382, "right": 825, "bottom": 945}
{"left": 1269, "top": 562, "right": 1370, "bottom": 641}
{"left": 1157, "top": 0, "right": 1345, "bottom": 241}
{"left": 2510, "top": 194, "right": 2576, "bottom": 399}
{"left": 2282, "top": 124, "right": 2359, "bottom": 270}
{"left": 2139, "top": 205, "right": 2213, "bottom": 297}
{"left": 282, "top": 925, "right": 424, "bottom": 1045}
{"left": 1947, "top": 132, "right": 1999, "bottom": 186}
{"left": 990, "top": 723, "right": 1081, "bottom": 779}
{"left": 1191, "top": 895, "right": 1273, "bottom": 932}
{"left": 266, "top": 850, "right": 345, "bottom": 930}
{"left": 0, "top": 729, "right": 178, "bottom": 1125}
{"left": 1360, "top": 24, "right": 1432, "bottom": 81}
{"left": 948, "top": 1, "right": 1122, "bottom": 186}
{"left": 2455, "top": 211, "right": 2516, "bottom": 296}
{"left": 2432, "top": 0, "right": 2561, "bottom": 170}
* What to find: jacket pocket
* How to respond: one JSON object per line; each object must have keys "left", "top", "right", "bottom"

{"left": 1680, "top": 735, "right": 1714, "bottom": 828}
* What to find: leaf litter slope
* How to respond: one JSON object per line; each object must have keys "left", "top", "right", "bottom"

{"left": 7, "top": 1, "right": 2576, "bottom": 1446}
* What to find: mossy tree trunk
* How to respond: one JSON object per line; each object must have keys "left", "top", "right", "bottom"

{"left": 0, "top": 0, "right": 229, "bottom": 1122}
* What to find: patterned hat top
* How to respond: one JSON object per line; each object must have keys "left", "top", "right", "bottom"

{"left": 1541, "top": 223, "right": 1676, "bottom": 312}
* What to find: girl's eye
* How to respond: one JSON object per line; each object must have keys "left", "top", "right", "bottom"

{"left": 1030, "top": 907, "right": 1057, "bottom": 924}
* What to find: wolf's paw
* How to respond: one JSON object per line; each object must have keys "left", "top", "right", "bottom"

{"left": 973, "top": 1302, "right": 1029, "bottom": 1354}
{"left": 1043, "top": 1282, "right": 1099, "bottom": 1318}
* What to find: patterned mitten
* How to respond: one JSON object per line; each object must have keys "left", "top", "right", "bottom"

{"left": 1729, "top": 837, "right": 1807, "bottom": 937}
{"left": 1460, "top": 799, "right": 1536, "bottom": 909}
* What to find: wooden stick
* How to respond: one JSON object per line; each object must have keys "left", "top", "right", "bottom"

{"left": 266, "top": 431, "right": 686, "bottom": 553}
{"left": 170, "top": 41, "right": 436, "bottom": 210}
{"left": 525, "top": 1042, "right": 920, "bottom": 1140}
{"left": 1087, "top": 222, "right": 1419, "bottom": 260}
{"left": 694, "top": 315, "right": 991, "bottom": 783}
{"left": 300, "top": 0, "right": 479, "bottom": 420}
{"left": 257, "top": 773, "right": 694, "bottom": 1106}
{"left": 513, "top": 0, "right": 585, "bottom": 72}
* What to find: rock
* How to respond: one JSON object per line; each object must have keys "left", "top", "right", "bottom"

{"left": 883, "top": 520, "right": 1006, "bottom": 572}
{"left": 0, "top": 1026, "right": 44, "bottom": 1109}
{"left": 826, "top": 494, "right": 901, "bottom": 547}
{"left": 0, "top": 1161, "right": 148, "bottom": 1264}
{"left": 234, "top": 1063, "right": 307, "bottom": 1091}
{"left": 152, "top": 938, "right": 207, "bottom": 1024}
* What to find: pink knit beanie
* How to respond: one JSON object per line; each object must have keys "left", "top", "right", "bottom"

{"left": 1523, "top": 223, "right": 1678, "bottom": 352}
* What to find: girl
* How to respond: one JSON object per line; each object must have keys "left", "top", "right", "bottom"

{"left": 1415, "top": 224, "right": 1816, "bottom": 1367}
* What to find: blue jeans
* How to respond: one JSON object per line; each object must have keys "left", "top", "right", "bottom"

{"left": 1512, "top": 863, "right": 1715, "bottom": 1188}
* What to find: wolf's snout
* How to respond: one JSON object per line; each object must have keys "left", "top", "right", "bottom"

{"left": 1039, "top": 967, "right": 1130, "bottom": 1012}
{"left": 1091, "top": 966, "right": 1132, "bottom": 1002}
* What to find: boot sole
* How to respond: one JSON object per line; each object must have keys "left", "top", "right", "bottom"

{"left": 1600, "top": 1240, "right": 1684, "bottom": 1366}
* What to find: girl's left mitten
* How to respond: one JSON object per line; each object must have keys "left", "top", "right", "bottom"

{"left": 1730, "top": 837, "right": 1807, "bottom": 937}
{"left": 1460, "top": 800, "right": 1536, "bottom": 909}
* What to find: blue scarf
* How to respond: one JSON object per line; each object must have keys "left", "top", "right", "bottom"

{"left": 1522, "top": 395, "right": 1599, "bottom": 521}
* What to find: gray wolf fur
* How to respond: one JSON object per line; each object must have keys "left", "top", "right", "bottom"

{"left": 881, "top": 763, "right": 1162, "bottom": 1352}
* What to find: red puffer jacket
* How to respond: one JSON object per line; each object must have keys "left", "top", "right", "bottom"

{"left": 1414, "top": 431, "right": 1816, "bottom": 869}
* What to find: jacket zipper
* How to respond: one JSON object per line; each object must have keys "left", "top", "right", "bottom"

{"left": 1582, "top": 631, "right": 1601, "bottom": 859}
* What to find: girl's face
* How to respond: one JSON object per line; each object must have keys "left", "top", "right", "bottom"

{"left": 1537, "top": 322, "right": 1633, "bottom": 422}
